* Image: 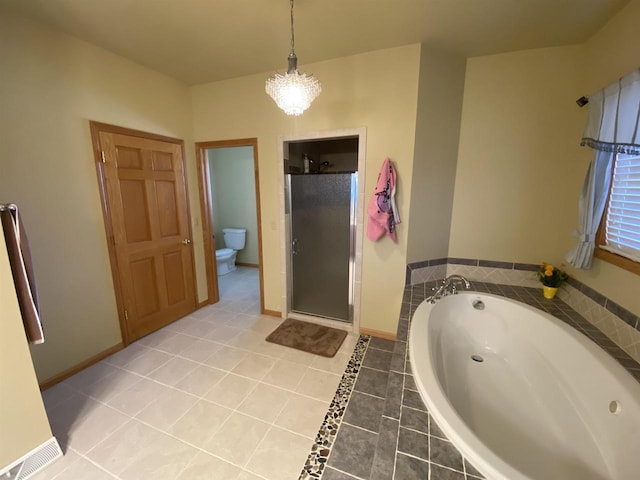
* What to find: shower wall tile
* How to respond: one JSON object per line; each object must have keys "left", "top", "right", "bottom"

{"left": 478, "top": 259, "right": 514, "bottom": 269}
{"left": 513, "top": 262, "right": 539, "bottom": 271}
{"left": 408, "top": 258, "right": 541, "bottom": 288}
{"left": 447, "top": 257, "right": 478, "bottom": 266}
{"left": 446, "top": 264, "right": 539, "bottom": 287}
{"left": 606, "top": 300, "right": 639, "bottom": 328}
{"left": 410, "top": 264, "right": 446, "bottom": 285}
{"left": 410, "top": 260, "right": 430, "bottom": 269}
{"left": 559, "top": 283, "right": 640, "bottom": 363}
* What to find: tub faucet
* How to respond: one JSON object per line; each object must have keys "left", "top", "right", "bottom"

{"left": 427, "top": 275, "right": 472, "bottom": 303}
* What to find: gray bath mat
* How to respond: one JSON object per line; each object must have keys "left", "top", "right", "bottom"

{"left": 265, "top": 318, "right": 348, "bottom": 358}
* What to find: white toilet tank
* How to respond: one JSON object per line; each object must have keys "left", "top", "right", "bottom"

{"left": 223, "top": 228, "right": 246, "bottom": 250}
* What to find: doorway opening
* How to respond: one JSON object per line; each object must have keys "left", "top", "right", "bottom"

{"left": 280, "top": 128, "right": 366, "bottom": 332}
{"left": 196, "top": 139, "right": 265, "bottom": 313}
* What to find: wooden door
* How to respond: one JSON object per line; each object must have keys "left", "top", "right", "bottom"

{"left": 97, "top": 128, "right": 196, "bottom": 342}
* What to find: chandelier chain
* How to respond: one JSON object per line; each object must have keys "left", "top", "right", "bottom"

{"left": 290, "top": 0, "right": 295, "bottom": 54}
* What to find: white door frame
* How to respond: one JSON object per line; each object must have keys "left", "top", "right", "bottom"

{"left": 278, "top": 127, "right": 366, "bottom": 333}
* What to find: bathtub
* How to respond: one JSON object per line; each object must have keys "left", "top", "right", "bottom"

{"left": 408, "top": 292, "right": 640, "bottom": 480}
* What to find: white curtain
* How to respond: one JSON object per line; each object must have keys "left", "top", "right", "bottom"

{"left": 566, "top": 67, "right": 640, "bottom": 269}
{"left": 565, "top": 150, "right": 613, "bottom": 268}
{"left": 581, "top": 68, "right": 640, "bottom": 155}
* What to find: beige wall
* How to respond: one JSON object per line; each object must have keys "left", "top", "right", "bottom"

{"left": 0, "top": 12, "right": 205, "bottom": 382}
{"left": 582, "top": 0, "right": 640, "bottom": 93}
{"left": 192, "top": 44, "right": 421, "bottom": 334}
{"left": 450, "top": 0, "right": 640, "bottom": 317}
{"left": 407, "top": 45, "right": 466, "bottom": 263}
{"left": 0, "top": 10, "right": 419, "bottom": 382}
{"left": 6, "top": 1, "right": 638, "bottom": 384}
{"left": 450, "top": 46, "right": 586, "bottom": 264}
{"left": 208, "top": 147, "right": 259, "bottom": 265}
{"left": 0, "top": 224, "right": 52, "bottom": 468}
{"left": 565, "top": 0, "right": 640, "bottom": 316}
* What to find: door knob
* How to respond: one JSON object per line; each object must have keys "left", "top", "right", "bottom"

{"left": 182, "top": 239, "right": 192, "bottom": 245}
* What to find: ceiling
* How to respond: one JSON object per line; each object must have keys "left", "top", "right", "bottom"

{"left": 2, "top": 0, "right": 630, "bottom": 85}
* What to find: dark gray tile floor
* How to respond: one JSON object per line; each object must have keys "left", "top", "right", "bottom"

{"left": 324, "top": 319, "right": 484, "bottom": 479}
{"left": 323, "top": 280, "right": 640, "bottom": 479}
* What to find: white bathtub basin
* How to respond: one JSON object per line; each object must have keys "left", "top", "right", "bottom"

{"left": 409, "top": 292, "right": 640, "bottom": 480}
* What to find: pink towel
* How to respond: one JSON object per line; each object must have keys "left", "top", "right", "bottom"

{"left": 367, "top": 158, "right": 400, "bottom": 242}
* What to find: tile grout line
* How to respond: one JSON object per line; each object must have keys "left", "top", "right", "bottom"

{"left": 340, "top": 421, "right": 379, "bottom": 436}
{"left": 51, "top": 270, "right": 364, "bottom": 479}
{"left": 80, "top": 402, "right": 268, "bottom": 477}
{"left": 391, "top": 360, "right": 406, "bottom": 480}
{"left": 102, "top": 342, "right": 344, "bottom": 405}
{"left": 52, "top": 268, "right": 281, "bottom": 479}
{"left": 352, "top": 389, "right": 387, "bottom": 401}
{"left": 48, "top": 446, "right": 120, "bottom": 480}
{"left": 323, "top": 465, "right": 367, "bottom": 480}
{"left": 61, "top": 363, "right": 338, "bottom": 477}
{"left": 85, "top": 356, "right": 340, "bottom": 422}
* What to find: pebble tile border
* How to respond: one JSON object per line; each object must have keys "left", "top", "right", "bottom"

{"left": 300, "top": 335, "right": 371, "bottom": 479}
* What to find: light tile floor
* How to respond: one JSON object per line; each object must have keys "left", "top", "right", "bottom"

{"left": 36, "top": 267, "right": 357, "bottom": 480}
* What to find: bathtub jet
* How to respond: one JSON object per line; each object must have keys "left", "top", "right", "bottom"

{"left": 409, "top": 292, "right": 640, "bottom": 480}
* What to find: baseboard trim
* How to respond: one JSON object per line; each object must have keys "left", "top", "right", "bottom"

{"left": 40, "top": 342, "right": 124, "bottom": 391}
{"left": 262, "top": 309, "right": 281, "bottom": 317}
{"left": 360, "top": 327, "right": 397, "bottom": 341}
{"left": 236, "top": 262, "right": 259, "bottom": 268}
{"left": 197, "top": 299, "right": 210, "bottom": 309}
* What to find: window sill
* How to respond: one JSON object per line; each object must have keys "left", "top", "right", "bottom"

{"left": 594, "top": 247, "right": 640, "bottom": 276}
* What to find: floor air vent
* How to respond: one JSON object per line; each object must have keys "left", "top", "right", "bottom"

{"left": 1, "top": 437, "right": 62, "bottom": 480}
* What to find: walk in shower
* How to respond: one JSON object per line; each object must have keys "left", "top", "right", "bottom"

{"left": 283, "top": 134, "right": 362, "bottom": 325}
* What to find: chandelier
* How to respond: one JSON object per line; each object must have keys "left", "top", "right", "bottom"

{"left": 265, "top": 0, "right": 321, "bottom": 116}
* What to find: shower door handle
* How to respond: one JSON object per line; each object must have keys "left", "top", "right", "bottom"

{"left": 292, "top": 238, "right": 298, "bottom": 255}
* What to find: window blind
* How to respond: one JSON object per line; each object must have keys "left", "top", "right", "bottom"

{"left": 603, "top": 154, "right": 640, "bottom": 262}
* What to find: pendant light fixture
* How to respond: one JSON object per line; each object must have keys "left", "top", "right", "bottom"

{"left": 265, "top": 0, "right": 321, "bottom": 116}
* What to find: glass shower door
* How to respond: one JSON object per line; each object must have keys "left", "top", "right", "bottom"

{"left": 288, "top": 173, "right": 356, "bottom": 322}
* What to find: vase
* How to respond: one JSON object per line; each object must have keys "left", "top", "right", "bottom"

{"left": 542, "top": 286, "right": 558, "bottom": 299}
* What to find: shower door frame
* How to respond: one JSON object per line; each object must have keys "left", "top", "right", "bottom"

{"left": 279, "top": 128, "right": 366, "bottom": 333}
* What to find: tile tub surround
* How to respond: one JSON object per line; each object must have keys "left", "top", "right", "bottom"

{"left": 407, "top": 258, "right": 640, "bottom": 364}
{"left": 320, "top": 311, "right": 485, "bottom": 479}
{"left": 321, "top": 280, "right": 640, "bottom": 480}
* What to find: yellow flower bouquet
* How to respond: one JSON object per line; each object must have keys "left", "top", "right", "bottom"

{"left": 537, "top": 263, "right": 568, "bottom": 288}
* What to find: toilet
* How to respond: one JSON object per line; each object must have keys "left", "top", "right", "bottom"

{"left": 216, "top": 228, "right": 246, "bottom": 275}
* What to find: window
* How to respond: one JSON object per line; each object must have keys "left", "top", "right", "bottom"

{"left": 596, "top": 153, "right": 640, "bottom": 274}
